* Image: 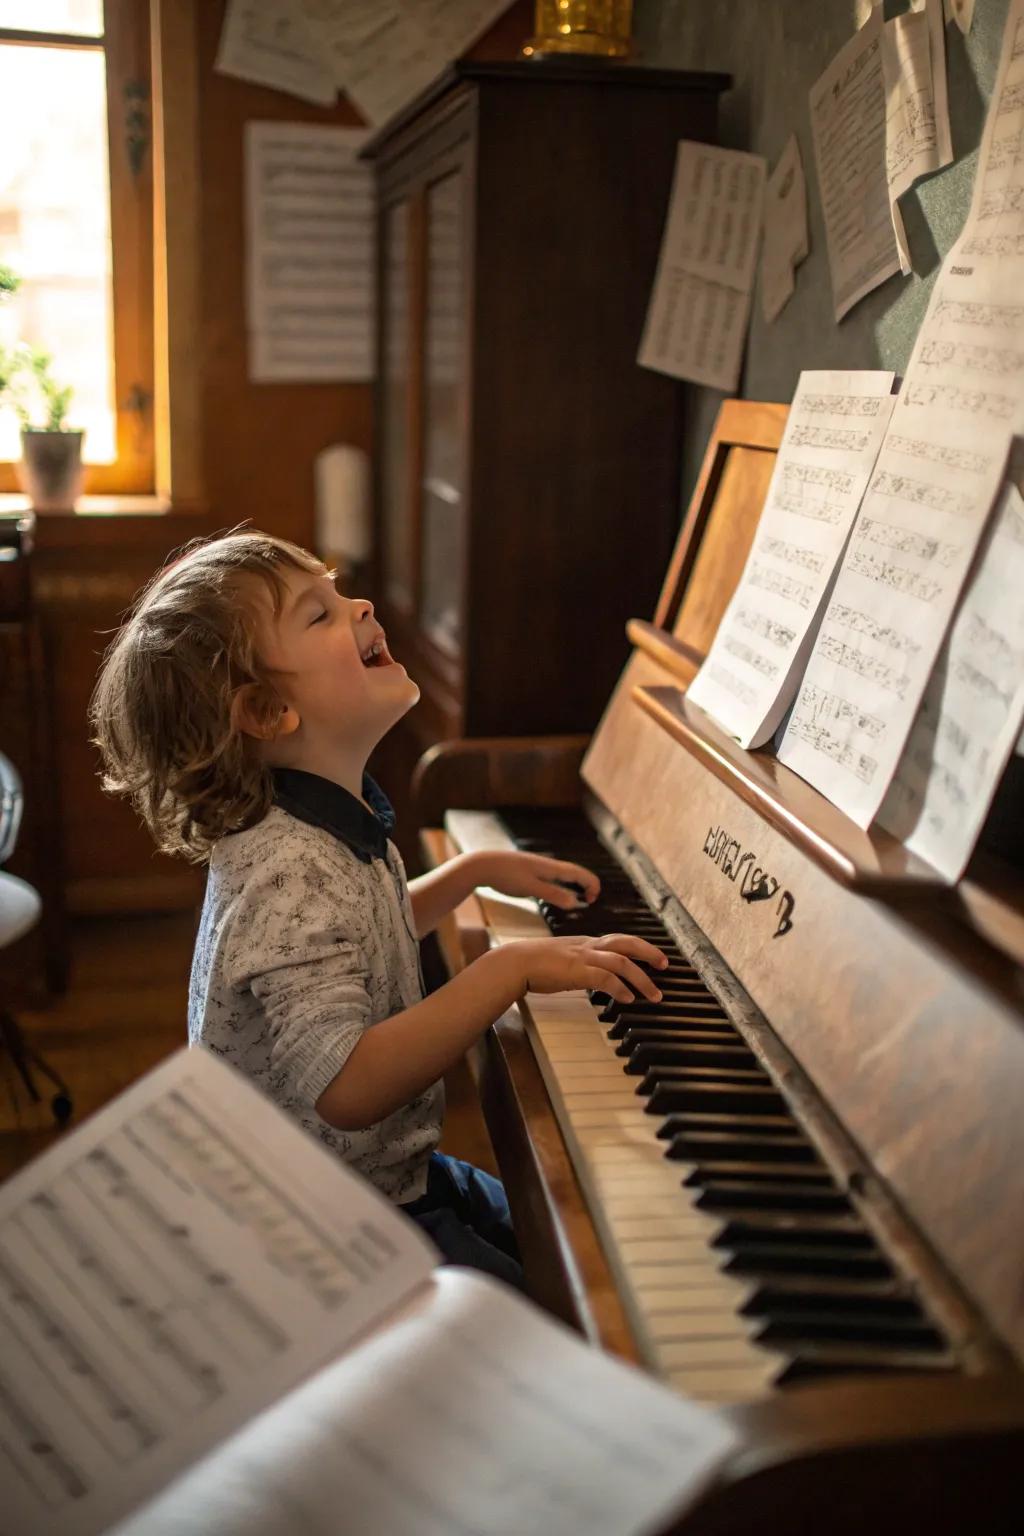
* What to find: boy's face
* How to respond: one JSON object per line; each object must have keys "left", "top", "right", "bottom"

{"left": 255, "top": 566, "right": 419, "bottom": 765}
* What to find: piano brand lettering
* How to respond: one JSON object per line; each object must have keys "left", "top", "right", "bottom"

{"left": 702, "top": 825, "right": 795, "bottom": 938}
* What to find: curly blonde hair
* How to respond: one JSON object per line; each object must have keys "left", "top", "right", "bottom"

{"left": 90, "top": 529, "right": 324, "bottom": 862}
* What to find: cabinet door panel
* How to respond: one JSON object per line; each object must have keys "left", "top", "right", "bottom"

{"left": 420, "top": 170, "right": 466, "bottom": 656}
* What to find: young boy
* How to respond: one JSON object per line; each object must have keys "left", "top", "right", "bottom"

{"left": 91, "top": 531, "right": 666, "bottom": 1286}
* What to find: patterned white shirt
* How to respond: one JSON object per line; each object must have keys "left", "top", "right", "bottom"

{"left": 188, "top": 772, "right": 444, "bottom": 1202}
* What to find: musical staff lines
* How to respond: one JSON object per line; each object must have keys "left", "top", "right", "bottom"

{"left": 817, "top": 631, "right": 912, "bottom": 699}
{"left": 824, "top": 600, "right": 922, "bottom": 658}
{"left": 846, "top": 548, "right": 944, "bottom": 603}
{"left": 748, "top": 561, "right": 816, "bottom": 610}
{"left": 759, "top": 535, "right": 825, "bottom": 573}
{"left": 788, "top": 424, "right": 870, "bottom": 452}
{"left": 800, "top": 392, "right": 890, "bottom": 417}
{"left": 722, "top": 636, "right": 779, "bottom": 678}
{"left": 856, "top": 516, "right": 958, "bottom": 566}
{"left": 786, "top": 707, "right": 879, "bottom": 785}
{"left": 734, "top": 607, "right": 796, "bottom": 649}
{"left": 904, "top": 380, "right": 1017, "bottom": 418}
{"left": 918, "top": 338, "right": 1024, "bottom": 378}
{"left": 886, "top": 434, "right": 992, "bottom": 475}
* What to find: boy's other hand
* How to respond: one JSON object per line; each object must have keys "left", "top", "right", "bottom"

{"left": 499, "top": 933, "right": 668, "bottom": 1004}
{"left": 472, "top": 850, "right": 600, "bottom": 909}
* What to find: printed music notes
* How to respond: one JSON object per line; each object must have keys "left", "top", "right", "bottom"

{"left": 1, "top": 1051, "right": 739, "bottom": 1536}
{"left": 116, "top": 1268, "right": 737, "bottom": 1536}
{"left": 244, "top": 123, "right": 374, "bottom": 383}
{"left": 779, "top": 0, "right": 1024, "bottom": 829}
{"left": 879, "top": 481, "right": 1024, "bottom": 881}
{"left": 809, "top": 0, "right": 951, "bottom": 314}
{"left": 216, "top": 0, "right": 335, "bottom": 106}
{"left": 0, "top": 1051, "right": 435, "bottom": 1536}
{"left": 686, "top": 371, "right": 896, "bottom": 750}
{"left": 296, "top": 0, "right": 510, "bottom": 125}
{"left": 882, "top": 0, "right": 954, "bottom": 273}
{"left": 810, "top": 5, "right": 903, "bottom": 320}
{"left": 638, "top": 141, "right": 766, "bottom": 392}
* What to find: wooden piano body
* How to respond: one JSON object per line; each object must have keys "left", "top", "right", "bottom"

{"left": 415, "top": 401, "right": 1024, "bottom": 1530}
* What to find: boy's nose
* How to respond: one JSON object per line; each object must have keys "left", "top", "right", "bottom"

{"left": 352, "top": 598, "right": 374, "bottom": 620}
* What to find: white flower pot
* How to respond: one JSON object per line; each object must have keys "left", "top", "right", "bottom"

{"left": 18, "top": 429, "right": 84, "bottom": 512}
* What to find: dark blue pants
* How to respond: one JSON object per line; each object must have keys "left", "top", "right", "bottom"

{"left": 402, "top": 1152, "right": 523, "bottom": 1289}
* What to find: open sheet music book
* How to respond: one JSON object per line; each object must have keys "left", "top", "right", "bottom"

{"left": 0, "top": 1048, "right": 735, "bottom": 1536}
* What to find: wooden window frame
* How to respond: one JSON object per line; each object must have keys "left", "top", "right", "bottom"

{"left": 0, "top": 0, "right": 155, "bottom": 495}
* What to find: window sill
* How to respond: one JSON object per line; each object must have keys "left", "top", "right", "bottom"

{"left": 0, "top": 493, "right": 211, "bottom": 552}
{"left": 0, "top": 492, "right": 172, "bottom": 519}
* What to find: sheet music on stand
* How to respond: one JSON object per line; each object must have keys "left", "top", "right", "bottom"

{"left": 878, "top": 480, "right": 1024, "bottom": 881}
{"left": 779, "top": 0, "right": 1024, "bottom": 830}
{"left": 686, "top": 370, "right": 896, "bottom": 749}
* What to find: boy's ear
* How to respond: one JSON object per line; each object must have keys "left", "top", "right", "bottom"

{"left": 231, "top": 683, "right": 299, "bottom": 740}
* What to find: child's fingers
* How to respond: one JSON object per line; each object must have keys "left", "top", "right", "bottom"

{"left": 581, "top": 966, "right": 634, "bottom": 1004}
{"left": 591, "top": 933, "right": 669, "bottom": 970}
{"left": 536, "top": 882, "right": 581, "bottom": 910}
{"left": 538, "top": 857, "right": 601, "bottom": 903}
{"left": 584, "top": 948, "right": 663, "bottom": 1002}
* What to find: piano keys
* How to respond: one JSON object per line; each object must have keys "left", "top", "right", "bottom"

{"left": 445, "top": 804, "right": 969, "bottom": 1404}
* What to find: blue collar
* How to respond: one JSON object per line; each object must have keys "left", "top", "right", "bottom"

{"left": 271, "top": 768, "right": 396, "bottom": 863}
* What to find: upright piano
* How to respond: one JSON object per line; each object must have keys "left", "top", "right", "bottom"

{"left": 416, "top": 401, "right": 1024, "bottom": 1531}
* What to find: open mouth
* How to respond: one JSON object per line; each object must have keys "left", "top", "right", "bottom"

{"left": 360, "top": 633, "right": 396, "bottom": 668}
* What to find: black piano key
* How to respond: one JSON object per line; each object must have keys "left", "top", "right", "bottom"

{"left": 600, "top": 999, "right": 729, "bottom": 1022}
{"left": 617, "top": 1026, "right": 747, "bottom": 1053}
{"left": 722, "top": 1246, "right": 895, "bottom": 1281}
{"left": 715, "top": 1216, "right": 875, "bottom": 1251}
{"left": 754, "top": 1316, "right": 946, "bottom": 1350}
{"left": 664, "top": 1130, "right": 820, "bottom": 1164}
{"left": 616, "top": 1027, "right": 744, "bottom": 1051}
{"left": 742, "top": 1281, "right": 923, "bottom": 1321}
{"left": 638, "top": 1067, "right": 771, "bottom": 1100}
{"left": 638, "top": 1081, "right": 786, "bottom": 1116}
{"left": 774, "top": 1351, "right": 956, "bottom": 1388}
{"left": 695, "top": 1180, "right": 853, "bottom": 1215}
{"left": 606, "top": 1013, "right": 734, "bottom": 1040}
{"left": 628, "top": 1042, "right": 759, "bottom": 1075}
{"left": 685, "top": 1163, "right": 837, "bottom": 1187}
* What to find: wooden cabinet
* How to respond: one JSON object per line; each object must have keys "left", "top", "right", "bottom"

{"left": 363, "top": 60, "right": 729, "bottom": 827}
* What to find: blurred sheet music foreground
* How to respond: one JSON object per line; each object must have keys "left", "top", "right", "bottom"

{"left": 0, "top": 1048, "right": 735, "bottom": 1536}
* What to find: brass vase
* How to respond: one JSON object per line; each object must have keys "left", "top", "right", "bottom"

{"left": 523, "top": 0, "right": 633, "bottom": 59}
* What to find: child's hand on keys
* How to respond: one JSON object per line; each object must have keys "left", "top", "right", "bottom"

{"left": 470, "top": 850, "right": 601, "bottom": 909}
{"left": 498, "top": 933, "right": 668, "bottom": 1002}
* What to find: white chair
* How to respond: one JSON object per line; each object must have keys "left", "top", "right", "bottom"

{"left": 0, "top": 752, "right": 72, "bottom": 1126}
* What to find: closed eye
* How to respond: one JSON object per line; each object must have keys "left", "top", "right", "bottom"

{"left": 308, "top": 608, "right": 328, "bottom": 626}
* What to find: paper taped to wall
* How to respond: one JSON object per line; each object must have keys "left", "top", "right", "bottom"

{"left": 639, "top": 141, "right": 766, "bottom": 392}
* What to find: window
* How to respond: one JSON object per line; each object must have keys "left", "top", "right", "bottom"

{"left": 0, "top": 0, "right": 154, "bottom": 494}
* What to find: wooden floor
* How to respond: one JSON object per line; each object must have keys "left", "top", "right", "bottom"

{"left": 0, "top": 913, "right": 497, "bottom": 1183}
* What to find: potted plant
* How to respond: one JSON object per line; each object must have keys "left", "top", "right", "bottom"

{"left": 13, "top": 344, "right": 84, "bottom": 513}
